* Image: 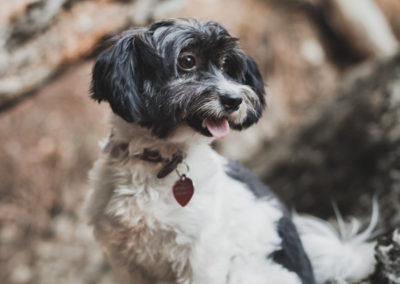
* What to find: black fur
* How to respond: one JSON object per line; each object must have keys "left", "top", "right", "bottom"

{"left": 91, "top": 19, "right": 265, "bottom": 138}
{"left": 91, "top": 30, "right": 167, "bottom": 126}
{"left": 271, "top": 217, "right": 316, "bottom": 284}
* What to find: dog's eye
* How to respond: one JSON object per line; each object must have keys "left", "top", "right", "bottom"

{"left": 178, "top": 54, "right": 196, "bottom": 70}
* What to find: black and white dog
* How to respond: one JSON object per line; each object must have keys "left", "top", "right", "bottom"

{"left": 87, "top": 19, "right": 376, "bottom": 284}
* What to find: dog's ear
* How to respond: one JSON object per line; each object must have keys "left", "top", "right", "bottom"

{"left": 91, "top": 32, "right": 161, "bottom": 123}
{"left": 242, "top": 55, "right": 266, "bottom": 108}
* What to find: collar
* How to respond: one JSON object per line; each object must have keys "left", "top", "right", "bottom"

{"left": 134, "top": 149, "right": 183, "bottom": 178}
{"left": 102, "top": 141, "right": 183, "bottom": 179}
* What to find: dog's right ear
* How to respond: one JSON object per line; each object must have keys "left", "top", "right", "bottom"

{"left": 91, "top": 32, "right": 160, "bottom": 123}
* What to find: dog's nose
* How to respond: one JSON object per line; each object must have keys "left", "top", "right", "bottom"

{"left": 220, "top": 93, "right": 243, "bottom": 112}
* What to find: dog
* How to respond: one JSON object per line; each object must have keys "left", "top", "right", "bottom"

{"left": 86, "top": 19, "right": 376, "bottom": 284}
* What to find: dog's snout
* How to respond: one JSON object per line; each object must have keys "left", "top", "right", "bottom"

{"left": 220, "top": 93, "right": 243, "bottom": 112}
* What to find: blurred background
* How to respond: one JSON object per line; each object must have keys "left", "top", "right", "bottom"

{"left": 0, "top": 0, "right": 399, "bottom": 283}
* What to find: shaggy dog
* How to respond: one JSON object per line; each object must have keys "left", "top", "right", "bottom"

{"left": 86, "top": 19, "right": 376, "bottom": 284}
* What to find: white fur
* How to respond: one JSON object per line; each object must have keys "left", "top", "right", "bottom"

{"left": 87, "top": 114, "right": 300, "bottom": 284}
{"left": 293, "top": 200, "right": 378, "bottom": 283}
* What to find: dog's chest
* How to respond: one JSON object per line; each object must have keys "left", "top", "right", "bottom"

{"left": 94, "top": 168, "right": 200, "bottom": 281}
{"left": 96, "top": 205, "right": 193, "bottom": 282}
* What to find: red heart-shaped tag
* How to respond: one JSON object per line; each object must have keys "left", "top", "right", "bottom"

{"left": 172, "top": 175, "right": 194, "bottom": 207}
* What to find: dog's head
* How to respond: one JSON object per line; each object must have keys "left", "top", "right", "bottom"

{"left": 91, "top": 19, "right": 265, "bottom": 139}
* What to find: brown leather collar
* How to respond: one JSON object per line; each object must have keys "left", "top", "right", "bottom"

{"left": 102, "top": 142, "right": 183, "bottom": 179}
{"left": 134, "top": 149, "right": 183, "bottom": 178}
{"left": 133, "top": 149, "right": 167, "bottom": 163}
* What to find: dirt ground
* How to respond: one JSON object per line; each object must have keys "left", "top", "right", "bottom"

{"left": 0, "top": 0, "right": 398, "bottom": 283}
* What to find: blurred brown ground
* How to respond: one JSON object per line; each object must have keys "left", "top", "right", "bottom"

{"left": 0, "top": 0, "right": 399, "bottom": 283}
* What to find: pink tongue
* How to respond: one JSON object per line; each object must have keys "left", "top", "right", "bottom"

{"left": 205, "top": 119, "right": 230, "bottom": 139}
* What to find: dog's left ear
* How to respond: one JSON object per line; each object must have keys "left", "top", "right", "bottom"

{"left": 242, "top": 55, "right": 266, "bottom": 108}
{"left": 91, "top": 31, "right": 162, "bottom": 124}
